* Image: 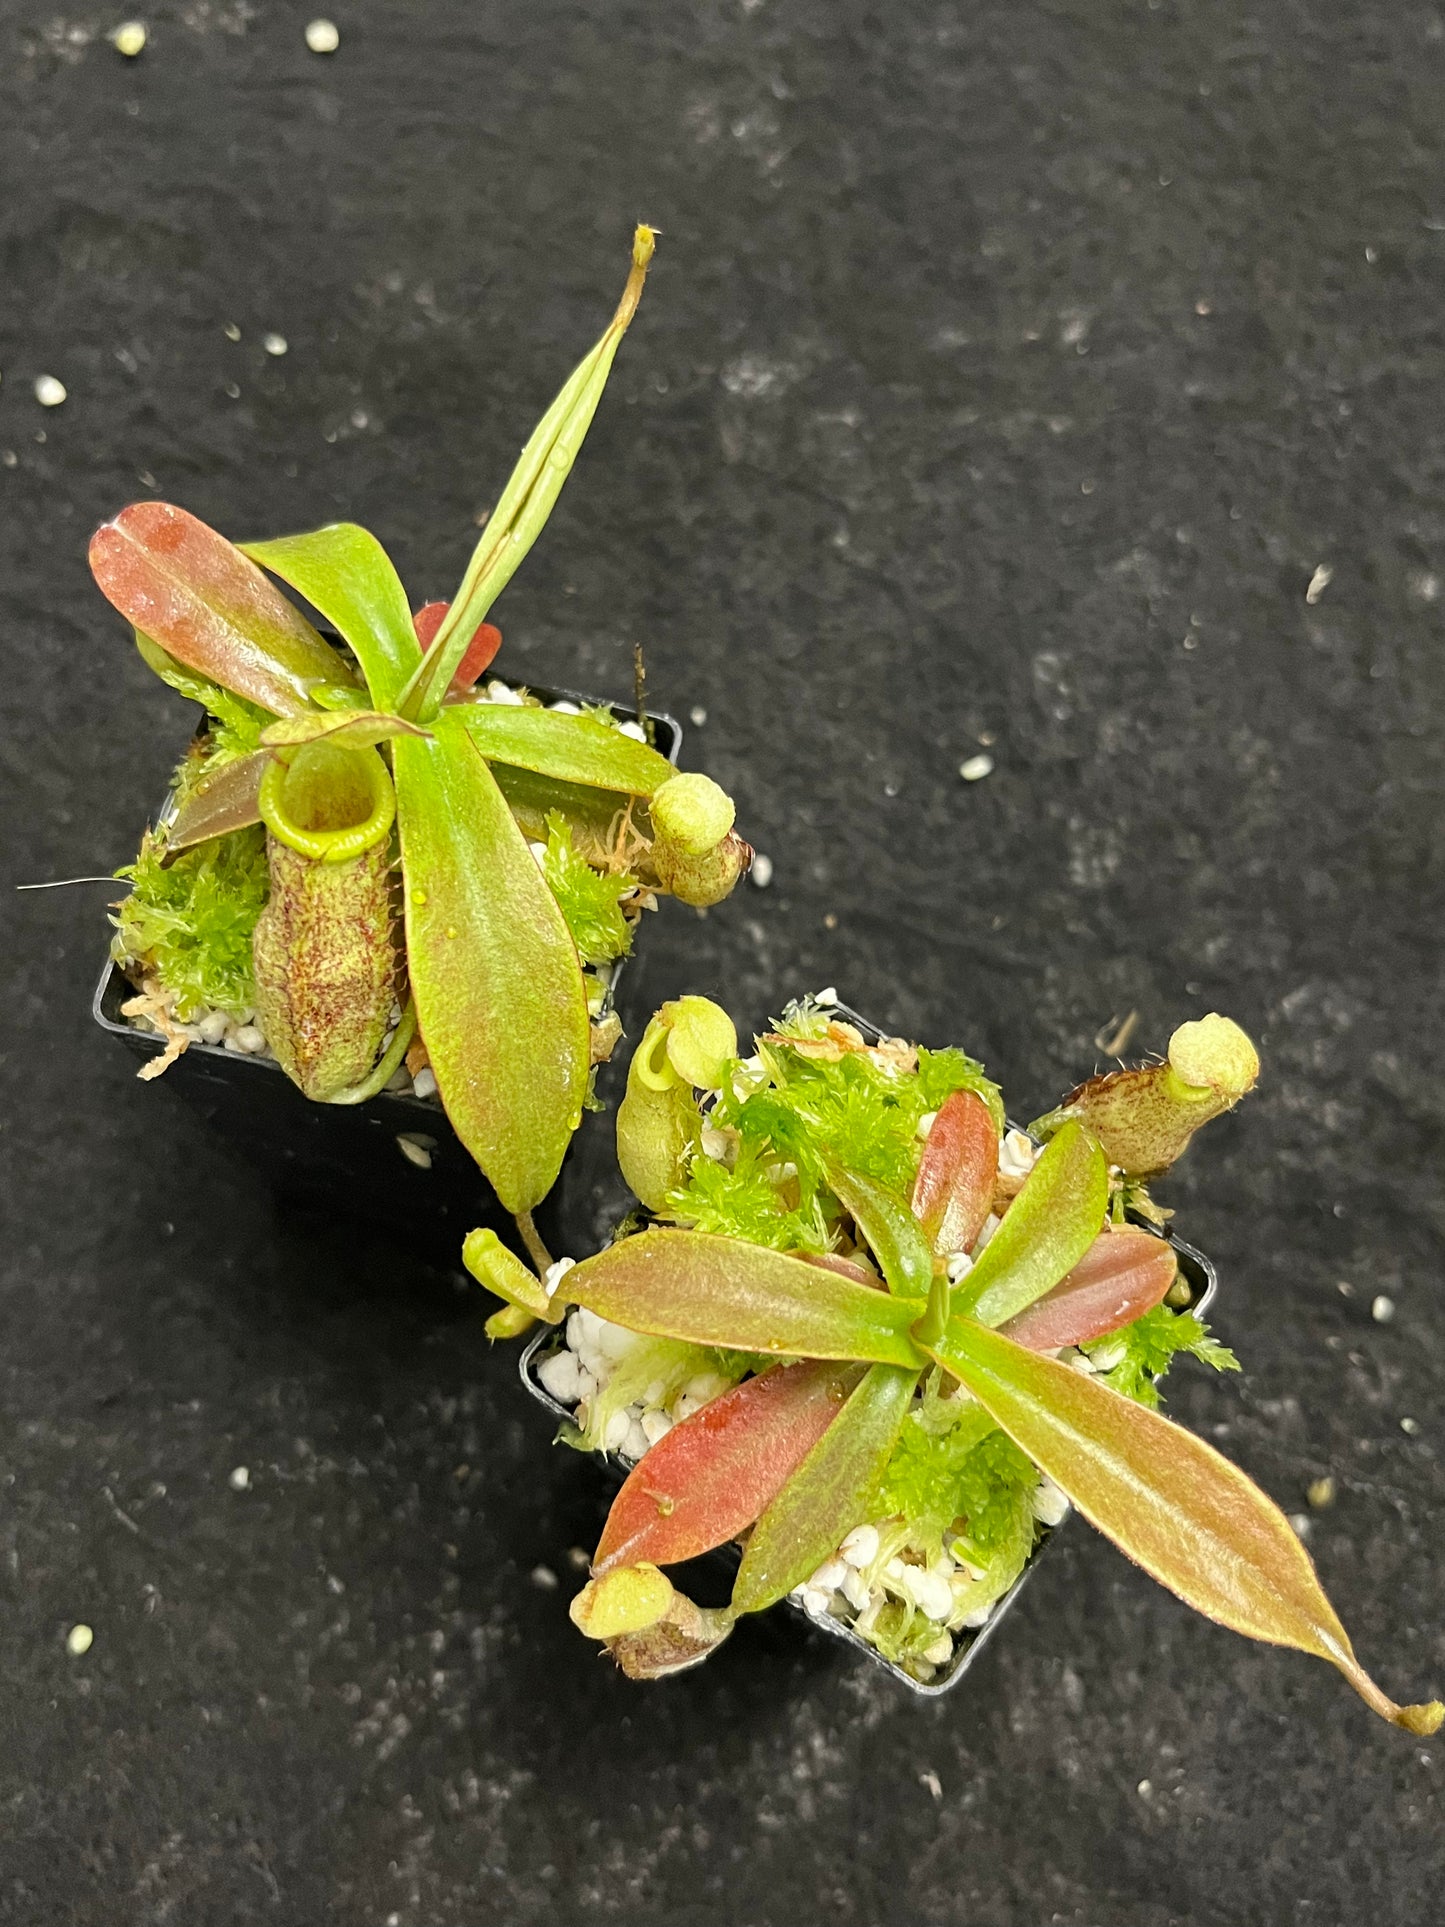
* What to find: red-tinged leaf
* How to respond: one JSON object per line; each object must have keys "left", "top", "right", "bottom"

{"left": 393, "top": 710, "right": 590, "bottom": 1213}
{"left": 241, "top": 524, "right": 420, "bottom": 710}
{"left": 733, "top": 1363, "right": 918, "bottom": 1614}
{"left": 414, "top": 599, "right": 503, "bottom": 689}
{"left": 926, "top": 1319, "right": 1443, "bottom": 1735}
{"left": 163, "top": 750, "right": 268, "bottom": 855}
{"left": 566, "top": 1228, "right": 929, "bottom": 1366}
{"left": 90, "top": 503, "right": 353, "bottom": 714}
{"left": 1000, "top": 1227, "right": 1179, "bottom": 1352}
{"left": 953, "top": 1120, "right": 1108, "bottom": 1328}
{"left": 449, "top": 703, "right": 676, "bottom": 795}
{"left": 912, "top": 1090, "right": 999, "bottom": 1258}
{"left": 593, "top": 1360, "right": 858, "bottom": 1575}
{"left": 826, "top": 1162, "right": 934, "bottom": 1297}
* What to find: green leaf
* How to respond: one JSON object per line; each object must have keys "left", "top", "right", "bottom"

{"left": 393, "top": 710, "right": 590, "bottom": 1213}
{"left": 953, "top": 1121, "right": 1108, "bottom": 1328}
{"left": 450, "top": 703, "right": 676, "bottom": 794}
{"left": 825, "top": 1162, "right": 934, "bottom": 1298}
{"left": 90, "top": 502, "right": 354, "bottom": 714}
{"left": 732, "top": 1363, "right": 918, "bottom": 1613}
{"left": 926, "top": 1318, "right": 1444, "bottom": 1735}
{"left": 566, "top": 1228, "right": 929, "bottom": 1366}
{"left": 260, "top": 709, "right": 430, "bottom": 751}
{"left": 593, "top": 1360, "right": 860, "bottom": 1575}
{"left": 400, "top": 227, "right": 655, "bottom": 719}
{"left": 241, "top": 524, "right": 422, "bottom": 710}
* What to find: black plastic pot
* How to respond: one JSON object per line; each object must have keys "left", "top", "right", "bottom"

{"left": 93, "top": 684, "right": 682, "bottom": 1267}
{"left": 518, "top": 1001, "right": 1220, "bottom": 1696}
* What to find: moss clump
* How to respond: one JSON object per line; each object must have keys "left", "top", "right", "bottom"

{"left": 112, "top": 824, "right": 269, "bottom": 1019}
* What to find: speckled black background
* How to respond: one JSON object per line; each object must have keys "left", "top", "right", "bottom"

{"left": 3, "top": 3, "right": 1442, "bottom": 1922}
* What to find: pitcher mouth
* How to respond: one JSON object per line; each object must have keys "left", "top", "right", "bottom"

{"left": 258, "top": 740, "right": 396, "bottom": 863}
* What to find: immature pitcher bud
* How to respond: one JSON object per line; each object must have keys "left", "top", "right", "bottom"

{"left": 646, "top": 774, "right": 751, "bottom": 907}
{"left": 1033, "top": 1013, "right": 1259, "bottom": 1178}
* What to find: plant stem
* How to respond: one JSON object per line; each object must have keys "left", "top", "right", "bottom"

{"left": 514, "top": 1209, "right": 555, "bottom": 1276}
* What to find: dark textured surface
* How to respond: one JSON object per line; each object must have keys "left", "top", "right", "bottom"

{"left": 3, "top": 2, "right": 1442, "bottom": 1921}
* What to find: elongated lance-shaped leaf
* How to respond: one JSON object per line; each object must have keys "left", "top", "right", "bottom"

{"left": 241, "top": 524, "right": 421, "bottom": 709}
{"left": 163, "top": 749, "right": 269, "bottom": 855}
{"left": 593, "top": 1360, "right": 860, "bottom": 1576}
{"left": 1001, "top": 1226, "right": 1179, "bottom": 1352}
{"left": 449, "top": 703, "right": 676, "bottom": 795}
{"left": 90, "top": 503, "right": 354, "bottom": 714}
{"left": 565, "top": 1228, "right": 929, "bottom": 1366}
{"left": 733, "top": 1363, "right": 918, "bottom": 1614}
{"left": 825, "top": 1162, "right": 934, "bottom": 1298}
{"left": 260, "top": 709, "right": 430, "bottom": 752}
{"left": 926, "top": 1319, "right": 1443, "bottom": 1734}
{"left": 400, "top": 226, "right": 656, "bottom": 720}
{"left": 393, "top": 710, "right": 590, "bottom": 1213}
{"left": 953, "top": 1121, "right": 1108, "bottom": 1328}
{"left": 912, "top": 1090, "right": 999, "bottom": 1258}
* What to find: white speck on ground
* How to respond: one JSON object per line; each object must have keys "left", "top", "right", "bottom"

{"left": 1371, "top": 1294, "right": 1395, "bottom": 1323}
{"left": 959, "top": 753, "right": 994, "bottom": 781}
{"left": 305, "top": 19, "right": 339, "bottom": 54}
{"left": 229, "top": 1465, "right": 251, "bottom": 1490}
{"left": 111, "top": 22, "right": 147, "bottom": 56}
{"left": 1306, "top": 563, "right": 1333, "bottom": 604}
{"left": 66, "top": 1623, "right": 93, "bottom": 1656}
{"left": 262, "top": 332, "right": 288, "bottom": 356}
{"left": 750, "top": 852, "right": 774, "bottom": 888}
{"left": 530, "top": 1565, "right": 558, "bottom": 1590}
{"left": 919, "top": 1769, "right": 943, "bottom": 1800}
{"left": 1306, "top": 1476, "right": 1336, "bottom": 1509}
{"left": 1401, "top": 1416, "right": 1420, "bottom": 1435}
{"left": 35, "top": 375, "right": 67, "bottom": 407}
{"left": 689, "top": 705, "right": 708, "bottom": 726}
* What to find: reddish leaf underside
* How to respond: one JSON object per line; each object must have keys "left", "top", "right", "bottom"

{"left": 593, "top": 1360, "right": 859, "bottom": 1575}
{"left": 89, "top": 502, "right": 351, "bottom": 715}
{"left": 911, "top": 1090, "right": 999, "bottom": 1258}
{"left": 1000, "top": 1226, "right": 1179, "bottom": 1351}
{"left": 413, "top": 600, "right": 503, "bottom": 690}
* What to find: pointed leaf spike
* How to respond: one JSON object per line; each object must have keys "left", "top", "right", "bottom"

{"left": 401, "top": 227, "right": 657, "bottom": 718}
{"left": 927, "top": 1318, "right": 1442, "bottom": 1734}
{"left": 953, "top": 1121, "right": 1109, "bottom": 1328}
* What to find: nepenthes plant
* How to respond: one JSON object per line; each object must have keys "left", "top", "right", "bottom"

{"left": 471, "top": 997, "right": 1441, "bottom": 1731}
{"left": 91, "top": 229, "right": 751, "bottom": 1242}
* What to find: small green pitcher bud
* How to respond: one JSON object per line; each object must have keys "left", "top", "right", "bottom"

{"left": 616, "top": 999, "right": 736, "bottom": 1211}
{"left": 252, "top": 741, "right": 400, "bottom": 1101}
{"left": 1033, "top": 1013, "right": 1259, "bottom": 1178}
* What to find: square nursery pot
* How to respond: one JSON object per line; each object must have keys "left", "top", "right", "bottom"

{"left": 519, "top": 1002, "right": 1219, "bottom": 1697}
{"left": 94, "top": 682, "right": 682, "bottom": 1268}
